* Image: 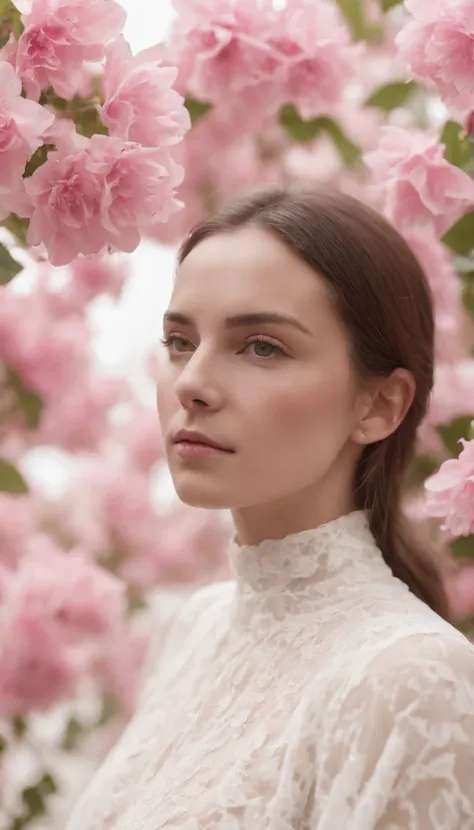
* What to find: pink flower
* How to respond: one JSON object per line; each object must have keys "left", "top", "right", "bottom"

{"left": 24, "top": 133, "right": 184, "bottom": 266}
{"left": 15, "top": 0, "right": 127, "bottom": 100}
{"left": 170, "top": 0, "right": 279, "bottom": 106}
{"left": 9, "top": 544, "right": 126, "bottom": 644}
{"left": 364, "top": 126, "right": 474, "bottom": 236}
{"left": 396, "top": 0, "right": 474, "bottom": 114}
{"left": 112, "top": 407, "right": 165, "bottom": 473}
{"left": 404, "top": 226, "right": 463, "bottom": 361}
{"left": 0, "top": 613, "right": 80, "bottom": 717}
{"left": 37, "top": 375, "right": 130, "bottom": 451}
{"left": 0, "top": 60, "right": 53, "bottom": 213}
{"left": 170, "top": 0, "right": 358, "bottom": 123}
{"left": 428, "top": 360, "right": 474, "bottom": 426}
{"left": 444, "top": 565, "right": 474, "bottom": 621}
{"left": 425, "top": 438, "right": 474, "bottom": 536}
{"left": 0, "top": 291, "right": 89, "bottom": 397}
{"left": 101, "top": 35, "right": 191, "bottom": 147}
{"left": 0, "top": 494, "right": 36, "bottom": 569}
{"left": 268, "top": 0, "right": 361, "bottom": 120}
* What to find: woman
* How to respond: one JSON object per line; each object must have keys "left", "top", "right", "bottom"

{"left": 66, "top": 187, "right": 474, "bottom": 829}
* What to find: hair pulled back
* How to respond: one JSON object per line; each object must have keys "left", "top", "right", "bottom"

{"left": 178, "top": 186, "right": 448, "bottom": 619}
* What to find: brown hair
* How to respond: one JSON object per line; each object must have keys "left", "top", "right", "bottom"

{"left": 178, "top": 185, "right": 448, "bottom": 619}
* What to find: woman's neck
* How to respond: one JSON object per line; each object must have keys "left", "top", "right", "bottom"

{"left": 231, "top": 484, "right": 357, "bottom": 546}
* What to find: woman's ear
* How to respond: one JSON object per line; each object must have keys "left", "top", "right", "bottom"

{"left": 352, "top": 369, "right": 416, "bottom": 446}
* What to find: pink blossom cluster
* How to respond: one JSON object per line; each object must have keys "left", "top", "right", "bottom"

{"left": 364, "top": 126, "right": 474, "bottom": 238}
{"left": 425, "top": 438, "right": 474, "bottom": 537}
{"left": 149, "top": 108, "right": 287, "bottom": 245}
{"left": 404, "top": 226, "right": 464, "bottom": 362}
{"left": 396, "top": 0, "right": 474, "bottom": 117}
{"left": 0, "top": 0, "right": 190, "bottom": 264}
{"left": 169, "top": 0, "right": 360, "bottom": 124}
{"left": 0, "top": 257, "right": 131, "bottom": 451}
{"left": 45, "top": 440, "right": 229, "bottom": 591}
{"left": 0, "top": 533, "right": 133, "bottom": 717}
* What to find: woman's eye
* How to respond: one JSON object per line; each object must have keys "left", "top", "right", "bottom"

{"left": 244, "top": 339, "right": 285, "bottom": 358}
{"left": 161, "top": 335, "right": 193, "bottom": 353}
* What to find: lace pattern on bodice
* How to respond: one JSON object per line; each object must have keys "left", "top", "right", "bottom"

{"left": 66, "top": 511, "right": 474, "bottom": 830}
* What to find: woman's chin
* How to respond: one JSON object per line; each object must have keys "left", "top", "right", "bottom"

{"left": 173, "top": 477, "right": 235, "bottom": 510}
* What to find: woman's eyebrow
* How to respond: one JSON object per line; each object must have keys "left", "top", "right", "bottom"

{"left": 162, "top": 310, "right": 312, "bottom": 336}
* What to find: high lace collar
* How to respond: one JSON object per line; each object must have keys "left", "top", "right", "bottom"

{"left": 228, "top": 510, "right": 388, "bottom": 598}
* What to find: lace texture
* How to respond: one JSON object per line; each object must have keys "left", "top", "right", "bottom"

{"left": 66, "top": 511, "right": 474, "bottom": 829}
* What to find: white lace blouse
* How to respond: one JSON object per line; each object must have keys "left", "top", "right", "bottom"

{"left": 66, "top": 511, "right": 474, "bottom": 829}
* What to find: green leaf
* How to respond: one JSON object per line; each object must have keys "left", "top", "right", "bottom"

{"left": 436, "top": 416, "right": 473, "bottom": 457}
{"left": 381, "top": 0, "right": 403, "bottom": 10}
{"left": 0, "top": 0, "right": 23, "bottom": 45}
{"left": 185, "top": 98, "right": 212, "bottom": 125}
{"left": 38, "top": 772, "right": 57, "bottom": 796}
{"left": 442, "top": 212, "right": 474, "bottom": 256}
{"left": 279, "top": 106, "right": 361, "bottom": 165}
{"left": 2, "top": 214, "right": 29, "bottom": 248}
{"left": 0, "top": 734, "right": 7, "bottom": 754}
{"left": 23, "top": 144, "right": 55, "bottom": 178}
{"left": 6, "top": 369, "right": 43, "bottom": 429}
{"left": 0, "top": 242, "right": 22, "bottom": 285}
{"left": 97, "top": 692, "right": 117, "bottom": 726}
{"left": 334, "top": 0, "right": 366, "bottom": 39}
{"left": 407, "top": 453, "right": 439, "bottom": 487}
{"left": 450, "top": 535, "right": 474, "bottom": 560}
{"left": 21, "top": 785, "right": 45, "bottom": 818}
{"left": 61, "top": 716, "right": 83, "bottom": 751}
{"left": 365, "top": 81, "right": 418, "bottom": 112}
{"left": 440, "top": 120, "right": 473, "bottom": 169}
{"left": 0, "top": 459, "right": 28, "bottom": 494}
{"left": 0, "top": 0, "right": 19, "bottom": 13}
{"left": 11, "top": 716, "right": 27, "bottom": 738}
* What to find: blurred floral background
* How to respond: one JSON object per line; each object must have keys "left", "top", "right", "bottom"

{"left": 1, "top": 0, "right": 474, "bottom": 826}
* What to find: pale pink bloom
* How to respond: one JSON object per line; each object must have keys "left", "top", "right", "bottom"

{"left": 37, "top": 375, "right": 130, "bottom": 452}
{"left": 444, "top": 565, "right": 474, "bottom": 620}
{"left": 429, "top": 360, "right": 474, "bottom": 426}
{"left": 0, "top": 494, "right": 36, "bottom": 569}
{"left": 0, "top": 538, "right": 128, "bottom": 715}
{"left": 170, "top": 0, "right": 280, "bottom": 106}
{"left": 0, "top": 291, "right": 89, "bottom": 397}
{"left": 364, "top": 125, "right": 474, "bottom": 236}
{"left": 113, "top": 407, "right": 165, "bottom": 472}
{"left": 396, "top": 0, "right": 474, "bottom": 114}
{"left": 147, "top": 109, "right": 284, "bottom": 245}
{"left": 9, "top": 543, "right": 126, "bottom": 645}
{"left": 34, "top": 255, "right": 128, "bottom": 319}
{"left": 404, "top": 226, "right": 463, "bottom": 361}
{"left": 24, "top": 133, "right": 184, "bottom": 266}
{"left": 15, "top": 0, "right": 127, "bottom": 100}
{"left": 101, "top": 35, "right": 190, "bottom": 147}
{"left": 0, "top": 60, "right": 53, "bottom": 214}
{"left": 268, "top": 0, "right": 361, "bottom": 120}
{"left": 425, "top": 438, "right": 474, "bottom": 536}
{"left": 0, "top": 612, "right": 80, "bottom": 716}
{"left": 69, "top": 254, "right": 128, "bottom": 302}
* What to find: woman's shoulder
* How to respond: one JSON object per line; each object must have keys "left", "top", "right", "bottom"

{"left": 140, "top": 580, "right": 235, "bottom": 686}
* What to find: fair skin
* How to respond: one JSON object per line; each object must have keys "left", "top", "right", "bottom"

{"left": 157, "top": 225, "right": 415, "bottom": 545}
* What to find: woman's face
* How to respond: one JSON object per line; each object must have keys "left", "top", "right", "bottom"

{"left": 157, "top": 226, "right": 368, "bottom": 529}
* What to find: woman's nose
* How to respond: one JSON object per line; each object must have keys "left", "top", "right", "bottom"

{"left": 174, "top": 353, "right": 224, "bottom": 412}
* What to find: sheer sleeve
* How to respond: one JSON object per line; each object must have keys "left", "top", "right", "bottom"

{"left": 309, "top": 634, "right": 474, "bottom": 830}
